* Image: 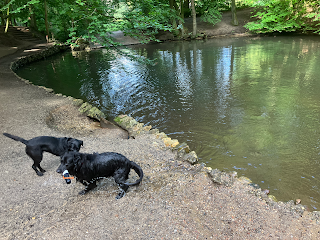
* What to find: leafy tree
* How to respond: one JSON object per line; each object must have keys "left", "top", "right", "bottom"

{"left": 0, "top": 0, "right": 40, "bottom": 29}
{"left": 245, "top": 0, "right": 320, "bottom": 34}
{"left": 305, "top": 0, "right": 320, "bottom": 33}
{"left": 121, "top": 0, "right": 176, "bottom": 43}
{"left": 1, "top": 0, "right": 227, "bottom": 46}
{"left": 231, "top": 0, "right": 238, "bottom": 26}
{"left": 1, "top": 0, "right": 180, "bottom": 45}
{"left": 196, "top": 0, "right": 222, "bottom": 26}
{"left": 168, "top": 0, "right": 188, "bottom": 37}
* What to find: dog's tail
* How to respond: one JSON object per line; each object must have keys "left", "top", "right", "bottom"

{"left": 126, "top": 161, "right": 144, "bottom": 186}
{"left": 3, "top": 133, "right": 29, "bottom": 145}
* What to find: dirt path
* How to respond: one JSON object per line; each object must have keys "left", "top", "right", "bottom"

{"left": 1, "top": 9, "right": 320, "bottom": 239}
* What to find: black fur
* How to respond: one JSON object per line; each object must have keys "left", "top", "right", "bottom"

{"left": 3, "top": 133, "right": 83, "bottom": 176}
{"left": 59, "top": 152, "right": 144, "bottom": 199}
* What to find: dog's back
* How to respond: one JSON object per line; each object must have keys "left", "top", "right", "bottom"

{"left": 27, "top": 136, "right": 67, "bottom": 155}
{"left": 88, "top": 152, "right": 144, "bottom": 186}
{"left": 84, "top": 152, "right": 133, "bottom": 177}
{"left": 3, "top": 133, "right": 61, "bottom": 149}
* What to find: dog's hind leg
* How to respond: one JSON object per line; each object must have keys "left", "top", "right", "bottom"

{"left": 116, "top": 183, "right": 129, "bottom": 199}
{"left": 114, "top": 170, "right": 130, "bottom": 199}
{"left": 26, "top": 147, "right": 45, "bottom": 176}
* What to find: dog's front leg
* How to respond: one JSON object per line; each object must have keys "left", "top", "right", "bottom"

{"left": 32, "top": 164, "right": 45, "bottom": 176}
{"left": 77, "top": 178, "right": 89, "bottom": 186}
{"left": 79, "top": 181, "right": 97, "bottom": 195}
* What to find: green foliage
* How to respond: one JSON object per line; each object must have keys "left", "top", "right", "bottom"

{"left": 217, "top": 0, "right": 255, "bottom": 11}
{"left": 1, "top": 0, "right": 39, "bottom": 14}
{"left": 1, "top": 0, "right": 40, "bottom": 25}
{"left": 197, "top": 0, "right": 222, "bottom": 25}
{"left": 245, "top": 0, "right": 320, "bottom": 34}
{"left": 1, "top": 0, "right": 253, "bottom": 47}
{"left": 235, "top": 0, "right": 257, "bottom": 9}
{"left": 1, "top": 0, "right": 179, "bottom": 46}
{"left": 305, "top": 1, "right": 320, "bottom": 33}
{"left": 121, "top": 0, "right": 176, "bottom": 43}
{"left": 60, "top": 0, "right": 119, "bottom": 45}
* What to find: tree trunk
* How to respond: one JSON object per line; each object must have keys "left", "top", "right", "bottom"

{"left": 180, "top": 0, "right": 184, "bottom": 19}
{"left": 29, "top": 6, "right": 38, "bottom": 31}
{"left": 178, "top": 0, "right": 185, "bottom": 37}
{"left": 184, "top": 0, "right": 189, "bottom": 15}
{"left": 169, "top": 0, "right": 179, "bottom": 36}
{"left": 44, "top": 0, "right": 49, "bottom": 37}
{"left": 231, "top": 0, "right": 239, "bottom": 26}
{"left": 5, "top": 5, "right": 10, "bottom": 33}
{"left": 190, "top": 0, "right": 197, "bottom": 37}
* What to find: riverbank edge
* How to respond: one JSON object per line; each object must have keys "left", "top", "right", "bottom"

{"left": 8, "top": 41, "right": 320, "bottom": 222}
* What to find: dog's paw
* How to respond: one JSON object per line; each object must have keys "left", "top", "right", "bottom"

{"left": 36, "top": 172, "right": 44, "bottom": 176}
{"left": 116, "top": 190, "right": 126, "bottom": 199}
{"left": 78, "top": 190, "right": 87, "bottom": 195}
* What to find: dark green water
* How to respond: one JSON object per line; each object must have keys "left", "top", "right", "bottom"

{"left": 16, "top": 36, "right": 320, "bottom": 210}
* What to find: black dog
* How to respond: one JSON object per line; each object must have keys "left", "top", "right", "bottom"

{"left": 3, "top": 133, "right": 83, "bottom": 176}
{"left": 59, "top": 152, "right": 143, "bottom": 199}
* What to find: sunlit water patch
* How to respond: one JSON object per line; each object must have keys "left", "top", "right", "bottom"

{"left": 16, "top": 36, "right": 320, "bottom": 210}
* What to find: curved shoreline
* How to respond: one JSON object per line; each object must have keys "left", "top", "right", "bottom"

{"left": 9, "top": 39, "right": 313, "bottom": 205}
{"left": 1, "top": 40, "right": 320, "bottom": 238}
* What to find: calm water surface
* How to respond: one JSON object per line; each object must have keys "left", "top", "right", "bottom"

{"left": 16, "top": 36, "right": 320, "bottom": 209}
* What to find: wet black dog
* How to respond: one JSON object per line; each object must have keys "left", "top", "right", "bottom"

{"left": 59, "top": 152, "right": 144, "bottom": 199}
{"left": 3, "top": 133, "right": 83, "bottom": 176}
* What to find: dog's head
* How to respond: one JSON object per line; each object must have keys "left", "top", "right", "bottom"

{"left": 57, "top": 152, "right": 82, "bottom": 174}
{"left": 67, "top": 138, "right": 83, "bottom": 152}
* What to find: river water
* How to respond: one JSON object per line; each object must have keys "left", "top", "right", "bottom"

{"left": 16, "top": 35, "right": 320, "bottom": 210}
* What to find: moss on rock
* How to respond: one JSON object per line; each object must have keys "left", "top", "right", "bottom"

{"left": 174, "top": 142, "right": 190, "bottom": 155}
{"left": 78, "top": 102, "right": 106, "bottom": 121}
{"left": 73, "top": 98, "right": 84, "bottom": 106}
{"left": 78, "top": 102, "right": 93, "bottom": 114}
{"left": 182, "top": 151, "right": 198, "bottom": 165}
{"left": 87, "top": 106, "right": 106, "bottom": 120}
{"left": 206, "top": 168, "right": 236, "bottom": 186}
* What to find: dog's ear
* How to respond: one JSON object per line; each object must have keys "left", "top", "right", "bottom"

{"left": 80, "top": 140, "right": 83, "bottom": 146}
{"left": 73, "top": 153, "right": 83, "bottom": 169}
{"left": 63, "top": 137, "right": 71, "bottom": 148}
{"left": 74, "top": 153, "right": 82, "bottom": 162}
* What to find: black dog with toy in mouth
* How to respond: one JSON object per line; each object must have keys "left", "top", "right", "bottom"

{"left": 3, "top": 133, "right": 83, "bottom": 176}
{"left": 59, "top": 151, "right": 144, "bottom": 199}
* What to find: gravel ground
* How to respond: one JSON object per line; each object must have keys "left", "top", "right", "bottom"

{"left": 1, "top": 9, "right": 320, "bottom": 239}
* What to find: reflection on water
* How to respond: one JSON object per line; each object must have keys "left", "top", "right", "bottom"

{"left": 16, "top": 36, "right": 320, "bottom": 210}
